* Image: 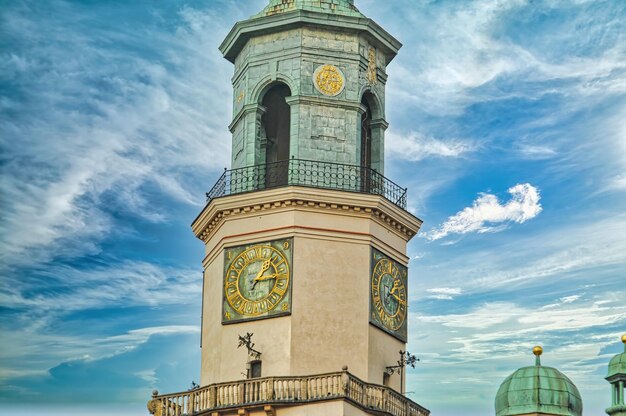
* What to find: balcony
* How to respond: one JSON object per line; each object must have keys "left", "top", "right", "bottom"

{"left": 206, "top": 159, "right": 408, "bottom": 210}
{"left": 147, "top": 370, "right": 430, "bottom": 416}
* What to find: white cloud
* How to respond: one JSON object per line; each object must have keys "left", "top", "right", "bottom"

{"left": 601, "top": 173, "right": 626, "bottom": 193}
{"left": 516, "top": 144, "right": 558, "bottom": 160}
{"left": 424, "top": 183, "right": 542, "bottom": 240}
{"left": 426, "top": 287, "right": 462, "bottom": 300}
{"left": 559, "top": 295, "right": 580, "bottom": 304}
{"left": 386, "top": 130, "right": 475, "bottom": 162}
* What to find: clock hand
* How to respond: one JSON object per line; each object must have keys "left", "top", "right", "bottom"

{"left": 390, "top": 292, "right": 406, "bottom": 306}
{"left": 250, "top": 259, "right": 273, "bottom": 290}
{"left": 254, "top": 273, "right": 285, "bottom": 282}
{"left": 254, "top": 259, "right": 271, "bottom": 281}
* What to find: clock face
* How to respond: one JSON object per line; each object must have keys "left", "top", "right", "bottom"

{"left": 222, "top": 238, "right": 292, "bottom": 324}
{"left": 370, "top": 248, "right": 408, "bottom": 341}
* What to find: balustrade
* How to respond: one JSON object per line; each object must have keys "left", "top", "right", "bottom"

{"left": 206, "top": 159, "right": 408, "bottom": 210}
{"left": 148, "top": 370, "right": 429, "bottom": 416}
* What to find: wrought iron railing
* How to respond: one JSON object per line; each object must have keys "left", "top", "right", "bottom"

{"left": 147, "top": 370, "right": 430, "bottom": 416}
{"left": 206, "top": 159, "right": 407, "bottom": 209}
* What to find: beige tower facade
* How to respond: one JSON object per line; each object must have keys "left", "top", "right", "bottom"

{"left": 148, "top": 1, "right": 429, "bottom": 415}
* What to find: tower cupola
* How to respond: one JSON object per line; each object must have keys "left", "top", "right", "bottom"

{"left": 495, "top": 346, "right": 583, "bottom": 416}
{"left": 219, "top": 0, "right": 402, "bottom": 179}
{"left": 606, "top": 335, "right": 626, "bottom": 416}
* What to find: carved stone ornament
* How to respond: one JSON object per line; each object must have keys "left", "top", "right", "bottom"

{"left": 147, "top": 398, "right": 162, "bottom": 416}
{"left": 313, "top": 64, "right": 345, "bottom": 96}
{"left": 367, "top": 47, "right": 377, "bottom": 85}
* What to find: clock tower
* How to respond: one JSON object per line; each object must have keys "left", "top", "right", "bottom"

{"left": 148, "top": 1, "right": 428, "bottom": 415}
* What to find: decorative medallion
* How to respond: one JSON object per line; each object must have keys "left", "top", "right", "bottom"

{"left": 223, "top": 238, "right": 292, "bottom": 324}
{"left": 313, "top": 64, "right": 345, "bottom": 96}
{"left": 370, "top": 248, "right": 408, "bottom": 341}
{"left": 367, "top": 47, "right": 377, "bottom": 85}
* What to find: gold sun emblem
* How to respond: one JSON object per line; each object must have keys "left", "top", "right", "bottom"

{"left": 314, "top": 64, "right": 345, "bottom": 96}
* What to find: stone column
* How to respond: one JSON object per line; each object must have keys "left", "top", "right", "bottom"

{"left": 370, "top": 118, "right": 388, "bottom": 174}
{"left": 285, "top": 96, "right": 300, "bottom": 159}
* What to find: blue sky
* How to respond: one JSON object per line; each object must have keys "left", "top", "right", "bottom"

{"left": 1, "top": 0, "right": 625, "bottom": 415}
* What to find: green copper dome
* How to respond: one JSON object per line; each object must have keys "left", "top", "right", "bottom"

{"left": 607, "top": 335, "right": 626, "bottom": 378}
{"left": 257, "top": 0, "right": 364, "bottom": 18}
{"left": 495, "top": 347, "right": 583, "bottom": 416}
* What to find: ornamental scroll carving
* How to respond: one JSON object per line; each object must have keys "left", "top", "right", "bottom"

{"left": 367, "top": 47, "right": 377, "bottom": 85}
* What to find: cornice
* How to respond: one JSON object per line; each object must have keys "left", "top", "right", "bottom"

{"left": 191, "top": 186, "right": 422, "bottom": 244}
{"left": 220, "top": 10, "right": 402, "bottom": 64}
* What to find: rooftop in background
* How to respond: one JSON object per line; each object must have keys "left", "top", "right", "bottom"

{"left": 607, "top": 334, "right": 626, "bottom": 379}
{"left": 495, "top": 346, "right": 583, "bottom": 416}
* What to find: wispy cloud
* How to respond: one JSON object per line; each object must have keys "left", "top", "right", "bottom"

{"left": 0, "top": 3, "right": 234, "bottom": 269}
{"left": 515, "top": 144, "right": 558, "bottom": 160}
{"left": 415, "top": 215, "right": 626, "bottom": 297}
{"left": 414, "top": 296, "right": 626, "bottom": 360}
{"left": 1, "top": 261, "right": 201, "bottom": 313}
{"left": 0, "top": 329, "right": 201, "bottom": 404}
{"left": 426, "top": 287, "right": 462, "bottom": 300}
{"left": 559, "top": 295, "right": 580, "bottom": 304}
{"left": 383, "top": 0, "right": 626, "bottom": 116}
{"left": 424, "top": 184, "right": 542, "bottom": 241}
{"left": 386, "top": 130, "right": 476, "bottom": 162}
{"left": 409, "top": 291, "right": 626, "bottom": 413}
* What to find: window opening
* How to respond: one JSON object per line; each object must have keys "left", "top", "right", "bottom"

{"left": 249, "top": 360, "right": 262, "bottom": 379}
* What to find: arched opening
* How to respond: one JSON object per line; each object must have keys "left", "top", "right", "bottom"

{"left": 360, "top": 91, "right": 386, "bottom": 180}
{"left": 260, "top": 83, "right": 291, "bottom": 187}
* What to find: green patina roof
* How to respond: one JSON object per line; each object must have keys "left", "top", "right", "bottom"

{"left": 607, "top": 343, "right": 626, "bottom": 378}
{"left": 256, "top": 0, "right": 365, "bottom": 18}
{"left": 495, "top": 361, "right": 582, "bottom": 416}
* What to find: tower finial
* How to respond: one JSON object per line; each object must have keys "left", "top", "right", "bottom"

{"left": 533, "top": 345, "right": 543, "bottom": 366}
{"left": 622, "top": 334, "right": 626, "bottom": 352}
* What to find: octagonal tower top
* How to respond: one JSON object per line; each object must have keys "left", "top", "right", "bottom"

{"left": 215, "top": 0, "right": 406, "bottom": 206}
{"left": 257, "top": 0, "right": 364, "bottom": 18}
{"left": 220, "top": 0, "right": 400, "bottom": 64}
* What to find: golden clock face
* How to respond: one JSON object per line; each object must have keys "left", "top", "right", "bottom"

{"left": 223, "top": 239, "right": 292, "bottom": 324}
{"left": 313, "top": 64, "right": 345, "bottom": 96}
{"left": 370, "top": 248, "right": 408, "bottom": 341}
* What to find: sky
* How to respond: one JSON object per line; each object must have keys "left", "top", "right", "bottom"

{"left": 1, "top": 0, "right": 625, "bottom": 415}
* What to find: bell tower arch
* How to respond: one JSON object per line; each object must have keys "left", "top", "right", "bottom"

{"left": 260, "top": 83, "right": 291, "bottom": 165}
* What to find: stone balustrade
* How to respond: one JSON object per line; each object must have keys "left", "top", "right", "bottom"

{"left": 147, "top": 370, "right": 429, "bottom": 416}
